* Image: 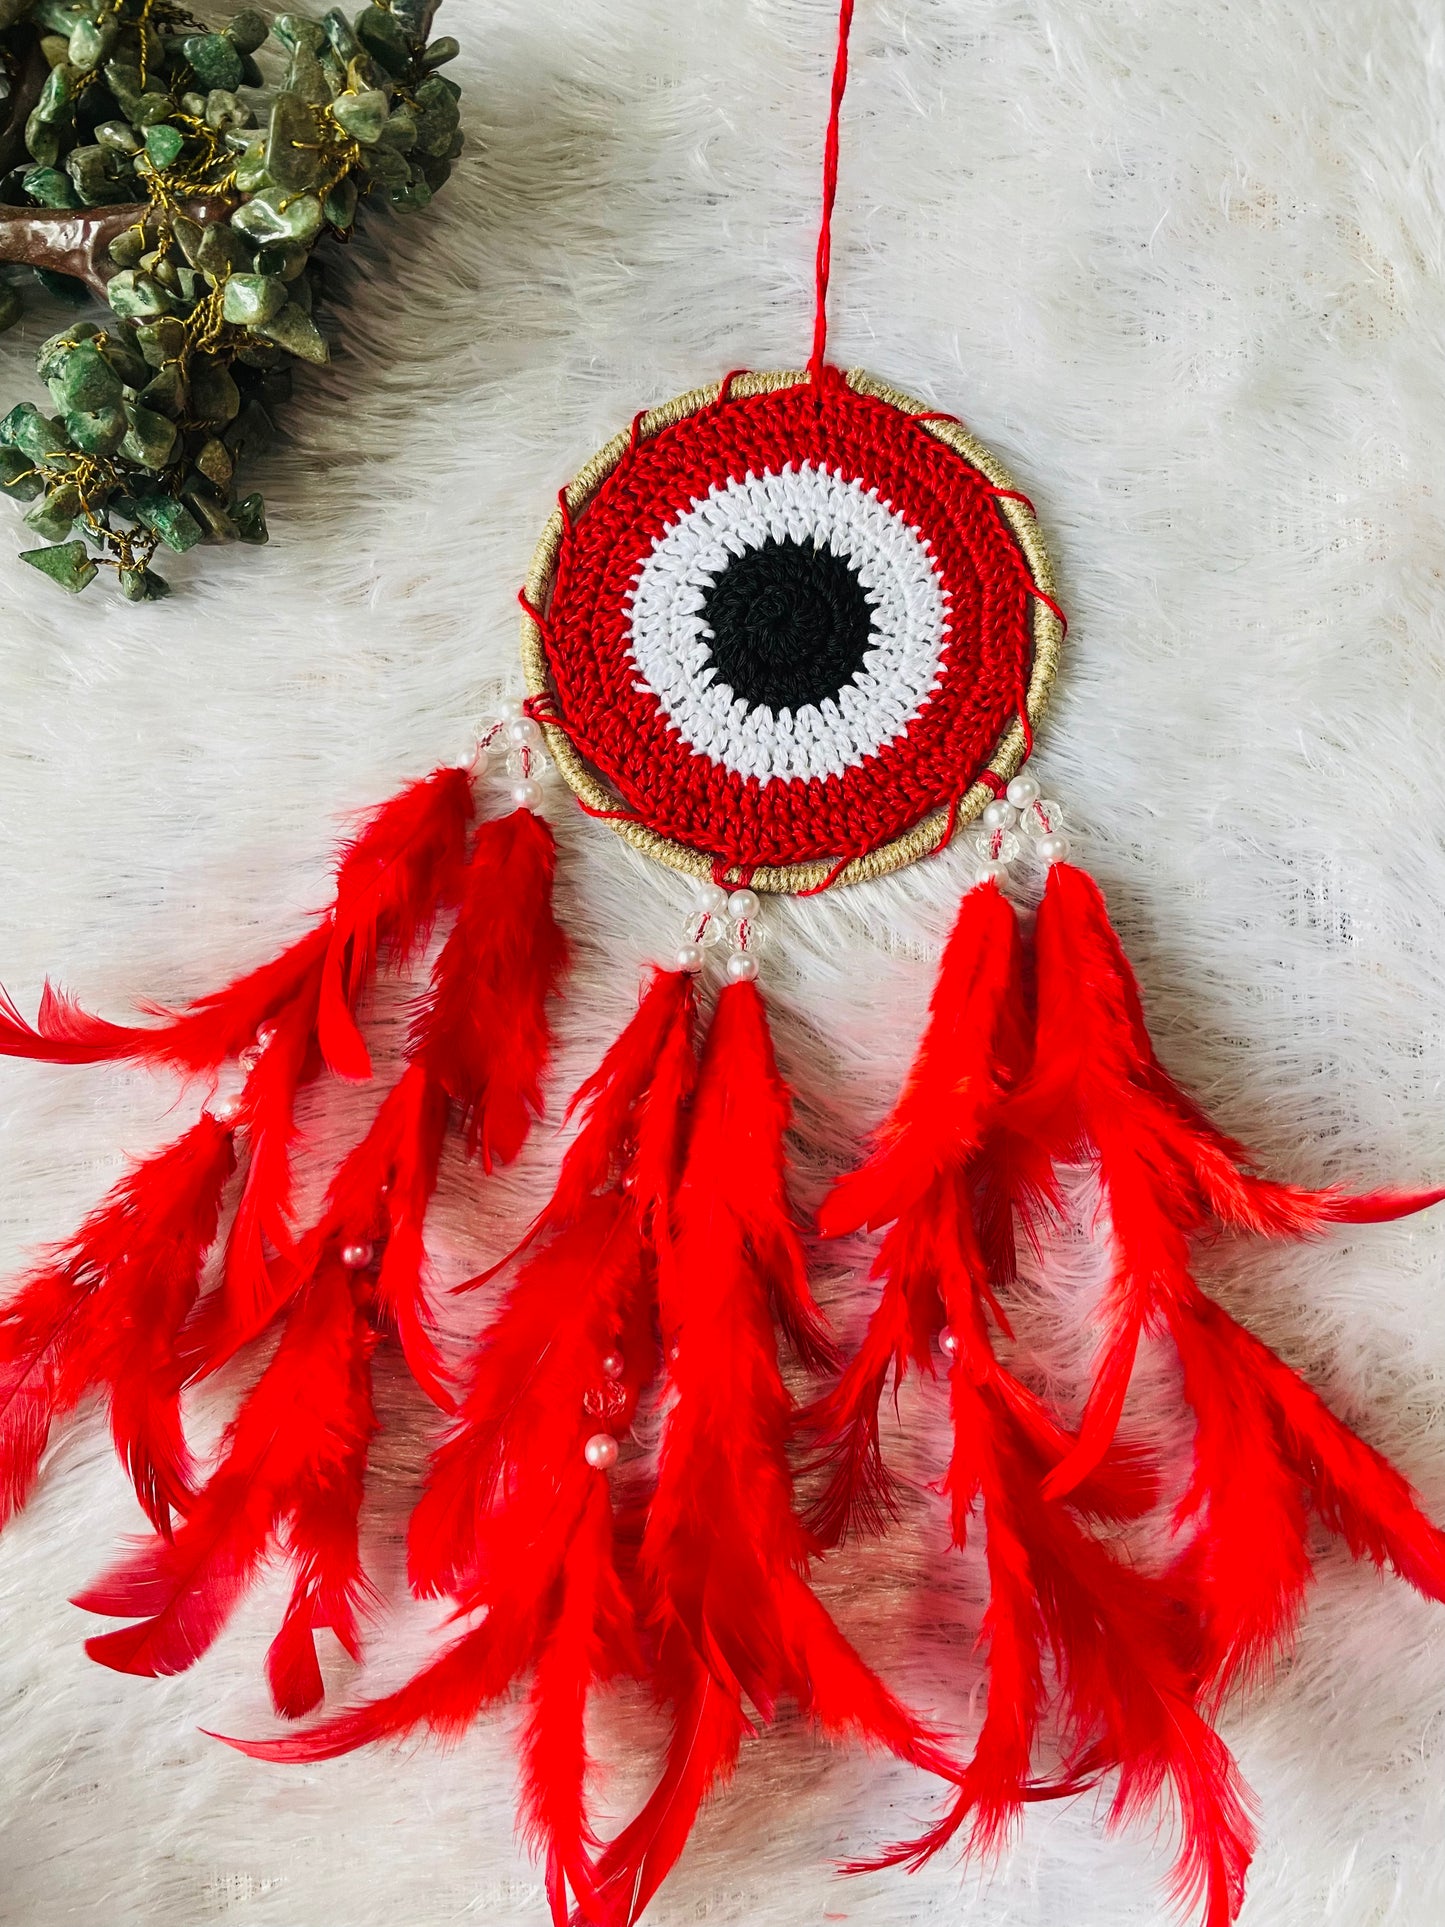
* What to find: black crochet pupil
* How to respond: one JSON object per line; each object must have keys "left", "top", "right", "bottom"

{"left": 699, "top": 536, "right": 876, "bottom": 713}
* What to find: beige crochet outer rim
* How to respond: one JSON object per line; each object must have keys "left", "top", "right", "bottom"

{"left": 520, "top": 368, "right": 1063, "bottom": 896}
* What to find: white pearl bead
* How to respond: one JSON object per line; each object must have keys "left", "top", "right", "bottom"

{"left": 726, "top": 952, "right": 759, "bottom": 984}
{"left": 601, "top": 1350, "right": 625, "bottom": 1382}
{"left": 1038, "top": 833, "right": 1071, "bottom": 865}
{"left": 727, "top": 889, "right": 761, "bottom": 922}
{"left": 695, "top": 883, "right": 728, "bottom": 917}
{"left": 254, "top": 1022, "right": 277, "bottom": 1049}
{"left": 340, "top": 1240, "right": 374, "bottom": 1269}
{"left": 1006, "top": 771, "right": 1040, "bottom": 808}
{"left": 210, "top": 1094, "right": 244, "bottom": 1124}
{"left": 584, "top": 1433, "right": 619, "bottom": 1471}
{"left": 510, "top": 779, "right": 543, "bottom": 811}
{"left": 499, "top": 696, "right": 525, "bottom": 722}
{"left": 981, "top": 799, "right": 1016, "bottom": 832}
{"left": 507, "top": 716, "right": 542, "bottom": 749}
{"left": 938, "top": 1327, "right": 960, "bottom": 1359}
{"left": 674, "top": 943, "right": 705, "bottom": 974}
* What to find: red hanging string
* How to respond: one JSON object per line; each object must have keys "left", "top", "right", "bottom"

{"left": 809, "top": 0, "right": 855, "bottom": 384}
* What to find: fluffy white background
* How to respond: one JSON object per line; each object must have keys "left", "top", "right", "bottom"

{"left": 4, "top": 0, "right": 1445, "bottom": 1921}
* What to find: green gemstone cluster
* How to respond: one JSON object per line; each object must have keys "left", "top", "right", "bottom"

{"left": 0, "top": 0, "right": 460, "bottom": 596}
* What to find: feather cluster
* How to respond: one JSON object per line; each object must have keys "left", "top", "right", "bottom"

{"left": 807, "top": 866, "right": 1445, "bottom": 1927}
{"left": 0, "top": 775, "right": 566, "bottom": 1722}
{"left": 228, "top": 971, "right": 960, "bottom": 1926}
{"left": 3, "top": 746, "right": 1444, "bottom": 1927}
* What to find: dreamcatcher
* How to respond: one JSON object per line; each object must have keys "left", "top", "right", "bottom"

{"left": 3, "top": 5, "right": 1444, "bottom": 1924}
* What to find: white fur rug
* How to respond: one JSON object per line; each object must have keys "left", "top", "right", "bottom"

{"left": 4, "top": 1, "right": 1445, "bottom": 1923}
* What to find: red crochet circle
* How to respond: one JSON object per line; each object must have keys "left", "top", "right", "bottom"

{"left": 536, "top": 374, "right": 1045, "bottom": 874}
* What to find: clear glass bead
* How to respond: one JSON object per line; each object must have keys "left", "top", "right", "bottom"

{"left": 969, "top": 827, "right": 1020, "bottom": 867}
{"left": 732, "top": 913, "right": 768, "bottom": 954}
{"left": 1020, "top": 798, "right": 1066, "bottom": 840}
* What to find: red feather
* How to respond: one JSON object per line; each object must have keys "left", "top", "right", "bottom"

{"left": 411, "top": 807, "right": 569, "bottom": 1170}
{"left": 78, "top": 1256, "right": 376, "bottom": 1704}
{"left": 316, "top": 765, "right": 476, "bottom": 1080}
{"left": 591, "top": 980, "right": 957, "bottom": 1927}
{"left": 211, "top": 940, "right": 328, "bottom": 1355}
{"left": 0, "top": 1113, "right": 236, "bottom": 1534}
{"left": 1017, "top": 862, "right": 1443, "bottom": 1502}
{"left": 0, "top": 924, "right": 332, "bottom": 1072}
{"left": 1012, "top": 860, "right": 1445, "bottom": 1695}
{"left": 1171, "top": 1287, "right": 1445, "bottom": 1699}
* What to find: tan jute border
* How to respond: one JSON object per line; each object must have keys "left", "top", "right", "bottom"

{"left": 520, "top": 367, "right": 1063, "bottom": 896}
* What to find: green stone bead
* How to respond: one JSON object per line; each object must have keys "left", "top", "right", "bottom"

{"left": 36, "top": 323, "right": 98, "bottom": 377}
{"left": 272, "top": 12, "right": 325, "bottom": 52}
{"left": 354, "top": 4, "right": 411, "bottom": 75}
{"left": 233, "top": 490, "right": 268, "bottom": 543}
{"left": 195, "top": 435, "right": 233, "bottom": 485}
{"left": 390, "top": 175, "right": 431, "bottom": 211}
{"left": 257, "top": 299, "right": 328, "bottom": 364}
{"left": 189, "top": 357, "right": 240, "bottom": 423}
{"left": 132, "top": 493, "right": 204, "bottom": 551}
{"left": 51, "top": 340, "right": 124, "bottom": 413}
{"left": 133, "top": 91, "right": 174, "bottom": 127}
{"left": 95, "top": 119, "right": 142, "bottom": 154}
{"left": 0, "top": 445, "right": 42, "bottom": 498}
{"left": 377, "top": 105, "right": 416, "bottom": 152}
{"left": 134, "top": 316, "right": 187, "bottom": 367}
{"left": 107, "top": 225, "right": 147, "bottom": 268}
{"left": 2, "top": 403, "right": 70, "bottom": 460}
{"left": 103, "top": 59, "right": 143, "bottom": 113}
{"left": 67, "top": 14, "right": 117, "bottom": 70}
{"left": 138, "top": 364, "right": 184, "bottom": 415}
{"left": 231, "top": 185, "right": 323, "bottom": 244}
{"left": 25, "top": 112, "right": 60, "bottom": 167}
{"left": 143, "top": 121, "right": 184, "bottom": 167}
{"left": 232, "top": 145, "right": 271, "bottom": 193}
{"left": 330, "top": 85, "right": 386, "bottom": 144}
{"left": 226, "top": 7, "right": 269, "bottom": 54}
{"left": 35, "top": 61, "right": 76, "bottom": 123}
{"left": 120, "top": 564, "right": 171, "bottom": 600}
{"left": 98, "top": 334, "right": 149, "bottom": 388}
{"left": 266, "top": 89, "right": 323, "bottom": 189}
{"left": 181, "top": 31, "right": 241, "bottom": 90}
{"left": 283, "top": 44, "right": 329, "bottom": 103}
{"left": 23, "top": 491, "right": 74, "bottom": 541}
{"left": 22, "top": 164, "right": 79, "bottom": 208}
{"left": 183, "top": 487, "right": 237, "bottom": 539}
{"left": 195, "top": 221, "right": 253, "bottom": 279}
{"left": 323, "top": 173, "right": 357, "bottom": 230}
{"left": 66, "top": 405, "right": 127, "bottom": 454}
{"left": 360, "top": 141, "right": 407, "bottom": 189}
{"left": 422, "top": 35, "right": 458, "bottom": 65}
{"left": 119, "top": 401, "right": 177, "bottom": 467}
{"left": 221, "top": 271, "right": 287, "bottom": 325}
{"left": 20, "top": 541, "right": 97, "bottom": 593}
{"left": 66, "top": 143, "right": 137, "bottom": 204}
{"left": 205, "top": 88, "right": 252, "bottom": 133}
{"left": 107, "top": 270, "right": 173, "bottom": 320}
{"left": 254, "top": 239, "right": 307, "bottom": 280}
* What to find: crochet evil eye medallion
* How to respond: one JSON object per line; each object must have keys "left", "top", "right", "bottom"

{"left": 521, "top": 369, "right": 1064, "bottom": 892}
